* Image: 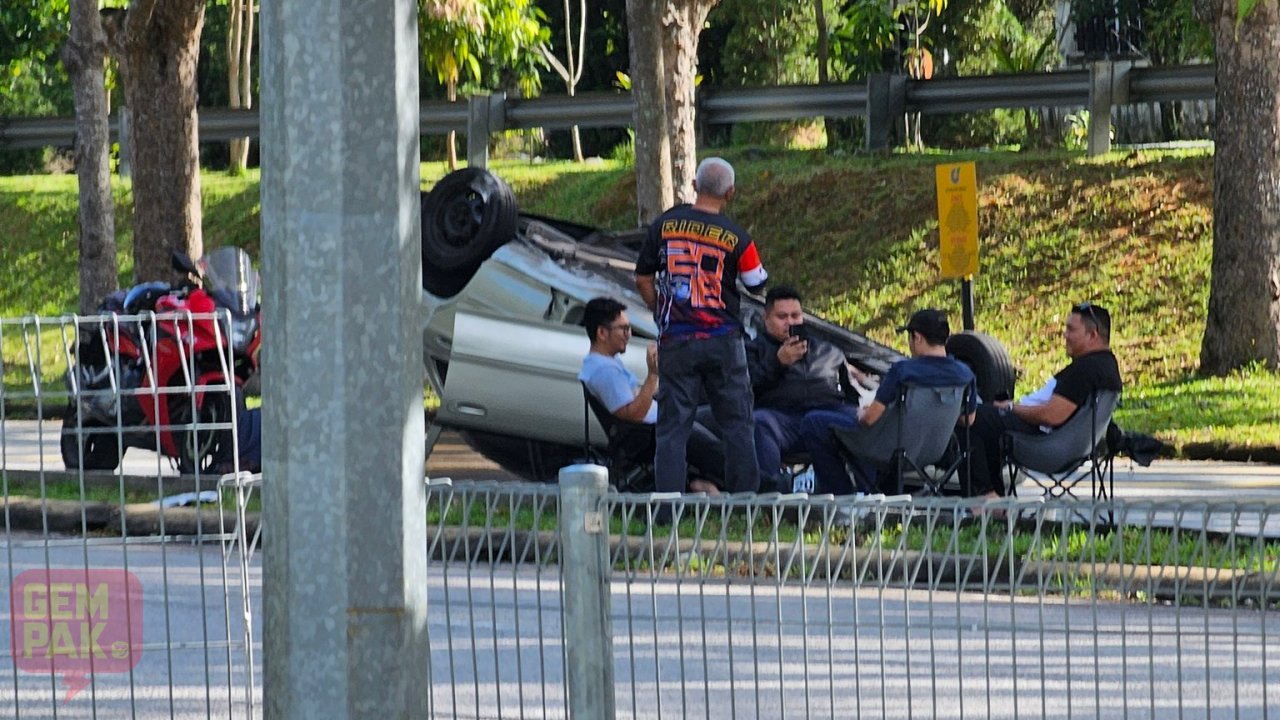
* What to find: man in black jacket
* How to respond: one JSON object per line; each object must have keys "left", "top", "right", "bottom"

{"left": 747, "top": 285, "right": 866, "bottom": 492}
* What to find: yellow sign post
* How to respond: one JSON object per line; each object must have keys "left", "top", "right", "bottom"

{"left": 934, "top": 161, "right": 979, "bottom": 329}
{"left": 935, "top": 161, "right": 979, "bottom": 278}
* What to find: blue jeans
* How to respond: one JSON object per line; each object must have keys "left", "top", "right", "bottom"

{"left": 797, "top": 408, "right": 877, "bottom": 495}
{"left": 655, "top": 332, "right": 758, "bottom": 494}
{"left": 752, "top": 404, "right": 855, "bottom": 492}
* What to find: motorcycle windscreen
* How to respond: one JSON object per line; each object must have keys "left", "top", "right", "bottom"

{"left": 437, "top": 310, "right": 650, "bottom": 446}
{"left": 202, "top": 247, "right": 260, "bottom": 316}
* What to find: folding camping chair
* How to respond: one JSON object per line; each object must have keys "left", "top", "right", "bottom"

{"left": 832, "top": 383, "right": 969, "bottom": 496}
{"left": 1003, "top": 389, "right": 1120, "bottom": 503}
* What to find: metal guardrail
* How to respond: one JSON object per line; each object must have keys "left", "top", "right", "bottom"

{"left": 0, "top": 63, "right": 1215, "bottom": 151}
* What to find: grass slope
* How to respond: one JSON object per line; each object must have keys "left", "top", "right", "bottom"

{"left": 3, "top": 149, "right": 1278, "bottom": 458}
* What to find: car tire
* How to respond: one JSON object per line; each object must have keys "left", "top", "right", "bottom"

{"left": 421, "top": 168, "right": 518, "bottom": 296}
{"left": 945, "top": 330, "right": 1017, "bottom": 404}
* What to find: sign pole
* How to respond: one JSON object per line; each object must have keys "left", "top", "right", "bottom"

{"left": 961, "top": 276, "right": 975, "bottom": 331}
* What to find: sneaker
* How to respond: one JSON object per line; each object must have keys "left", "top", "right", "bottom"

{"left": 791, "top": 467, "right": 816, "bottom": 494}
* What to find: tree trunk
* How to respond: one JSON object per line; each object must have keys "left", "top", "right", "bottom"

{"left": 1200, "top": 0, "right": 1280, "bottom": 374}
{"left": 447, "top": 79, "right": 458, "bottom": 171}
{"left": 814, "top": 0, "right": 828, "bottom": 85}
{"left": 626, "top": 0, "right": 673, "bottom": 225}
{"left": 568, "top": 0, "right": 585, "bottom": 162}
{"left": 660, "top": 1, "right": 715, "bottom": 204}
{"left": 227, "top": 0, "right": 254, "bottom": 173}
{"left": 63, "top": 0, "right": 118, "bottom": 314}
{"left": 115, "top": 0, "right": 206, "bottom": 282}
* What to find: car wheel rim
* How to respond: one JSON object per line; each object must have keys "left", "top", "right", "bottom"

{"left": 441, "top": 190, "right": 486, "bottom": 247}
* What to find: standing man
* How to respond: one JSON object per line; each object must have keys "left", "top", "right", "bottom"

{"left": 963, "top": 302, "right": 1123, "bottom": 504}
{"left": 635, "top": 157, "right": 768, "bottom": 494}
{"left": 747, "top": 285, "right": 864, "bottom": 492}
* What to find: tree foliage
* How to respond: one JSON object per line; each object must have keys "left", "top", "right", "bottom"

{"left": 421, "top": 0, "right": 548, "bottom": 97}
{"left": 0, "top": 0, "right": 74, "bottom": 172}
{"left": 714, "top": 0, "right": 816, "bottom": 86}
{"left": 421, "top": 0, "right": 548, "bottom": 167}
{"left": 0, "top": 0, "right": 69, "bottom": 68}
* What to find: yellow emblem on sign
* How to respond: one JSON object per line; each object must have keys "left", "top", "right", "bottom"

{"left": 935, "top": 162, "right": 979, "bottom": 278}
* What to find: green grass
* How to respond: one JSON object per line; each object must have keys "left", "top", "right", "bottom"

{"left": 423, "top": 488, "right": 1279, "bottom": 571}
{"left": 3, "top": 149, "right": 1279, "bottom": 455}
{"left": 2, "top": 477, "right": 256, "bottom": 511}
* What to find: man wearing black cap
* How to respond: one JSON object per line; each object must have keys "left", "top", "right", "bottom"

{"left": 963, "top": 302, "right": 1123, "bottom": 506}
{"left": 799, "top": 308, "right": 976, "bottom": 495}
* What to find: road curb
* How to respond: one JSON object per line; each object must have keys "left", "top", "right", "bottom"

{"left": 2, "top": 495, "right": 259, "bottom": 540}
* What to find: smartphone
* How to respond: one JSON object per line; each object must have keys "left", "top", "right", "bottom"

{"left": 788, "top": 323, "right": 807, "bottom": 340}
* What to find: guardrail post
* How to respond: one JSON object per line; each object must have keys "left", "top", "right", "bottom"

{"left": 866, "top": 73, "right": 906, "bottom": 152}
{"left": 467, "top": 91, "right": 506, "bottom": 169}
{"left": 559, "top": 464, "right": 615, "bottom": 718}
{"left": 1087, "top": 60, "right": 1130, "bottom": 156}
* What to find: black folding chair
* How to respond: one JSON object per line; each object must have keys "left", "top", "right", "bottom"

{"left": 580, "top": 382, "right": 656, "bottom": 493}
{"left": 832, "top": 383, "right": 970, "bottom": 496}
{"left": 1003, "top": 390, "right": 1121, "bottom": 504}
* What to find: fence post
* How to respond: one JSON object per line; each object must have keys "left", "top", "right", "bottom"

{"left": 1087, "top": 60, "right": 1129, "bottom": 156}
{"left": 865, "top": 73, "right": 906, "bottom": 152}
{"left": 467, "top": 91, "right": 506, "bottom": 169}
{"left": 559, "top": 463, "right": 615, "bottom": 719}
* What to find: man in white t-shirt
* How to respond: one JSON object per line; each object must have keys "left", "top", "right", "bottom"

{"left": 579, "top": 297, "right": 722, "bottom": 493}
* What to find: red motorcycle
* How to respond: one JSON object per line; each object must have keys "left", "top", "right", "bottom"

{"left": 61, "top": 247, "right": 262, "bottom": 474}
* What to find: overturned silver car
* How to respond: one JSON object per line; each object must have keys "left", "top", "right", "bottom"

{"left": 420, "top": 169, "right": 1014, "bottom": 481}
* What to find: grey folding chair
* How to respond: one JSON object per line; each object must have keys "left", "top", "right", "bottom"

{"left": 1003, "top": 390, "right": 1121, "bottom": 504}
{"left": 832, "top": 383, "right": 969, "bottom": 496}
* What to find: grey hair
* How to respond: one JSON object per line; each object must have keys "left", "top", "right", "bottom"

{"left": 695, "top": 157, "right": 735, "bottom": 198}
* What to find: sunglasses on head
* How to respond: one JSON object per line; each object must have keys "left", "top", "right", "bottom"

{"left": 1072, "top": 302, "right": 1107, "bottom": 330}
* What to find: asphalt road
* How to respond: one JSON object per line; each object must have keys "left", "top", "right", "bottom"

{"left": 4, "top": 534, "right": 1277, "bottom": 719}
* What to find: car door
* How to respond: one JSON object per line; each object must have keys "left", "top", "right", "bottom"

{"left": 436, "top": 309, "right": 653, "bottom": 447}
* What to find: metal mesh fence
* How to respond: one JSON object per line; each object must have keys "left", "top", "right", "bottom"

{"left": 2, "top": 313, "right": 260, "bottom": 719}
{"left": 5, "top": 314, "right": 1280, "bottom": 718}
{"left": 422, "top": 481, "right": 1280, "bottom": 719}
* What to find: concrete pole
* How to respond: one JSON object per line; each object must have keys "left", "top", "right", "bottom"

{"left": 258, "top": 0, "right": 428, "bottom": 717}
{"left": 466, "top": 92, "right": 506, "bottom": 170}
{"left": 558, "top": 464, "right": 615, "bottom": 718}
{"left": 1087, "top": 61, "right": 1112, "bottom": 156}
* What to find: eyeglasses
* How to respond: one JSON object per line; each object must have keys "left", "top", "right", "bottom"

{"left": 608, "top": 323, "right": 633, "bottom": 334}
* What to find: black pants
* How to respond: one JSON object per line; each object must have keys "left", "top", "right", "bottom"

{"left": 963, "top": 404, "right": 1044, "bottom": 496}
{"left": 655, "top": 332, "right": 758, "bottom": 494}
